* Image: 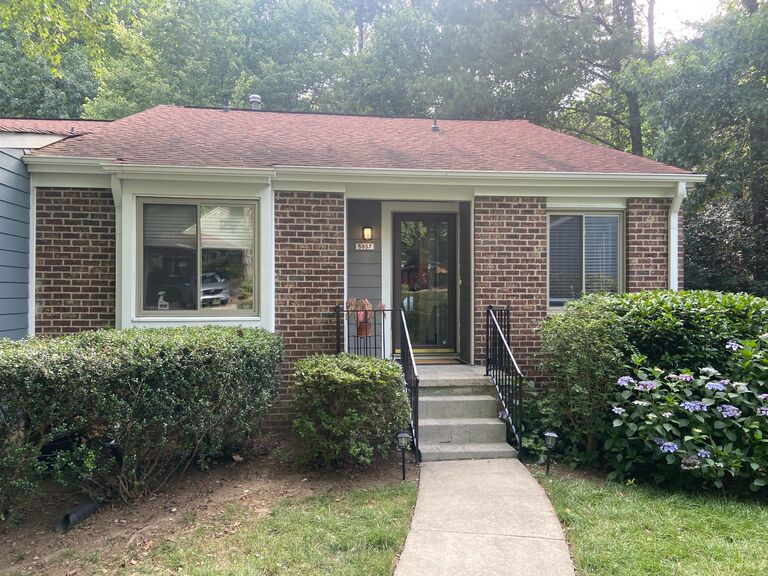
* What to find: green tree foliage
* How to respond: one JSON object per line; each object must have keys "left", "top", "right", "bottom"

{"left": 627, "top": 2, "right": 768, "bottom": 293}
{"left": 0, "top": 0, "right": 151, "bottom": 75}
{"left": 0, "top": 26, "right": 97, "bottom": 118}
{"left": 84, "top": 0, "right": 353, "bottom": 117}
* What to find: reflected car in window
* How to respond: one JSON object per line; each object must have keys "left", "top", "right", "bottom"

{"left": 200, "top": 272, "right": 230, "bottom": 306}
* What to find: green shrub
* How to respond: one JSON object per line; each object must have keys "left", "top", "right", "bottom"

{"left": 606, "top": 336, "right": 768, "bottom": 492}
{"left": 595, "top": 290, "right": 768, "bottom": 370}
{"left": 292, "top": 354, "right": 411, "bottom": 468}
{"left": 538, "top": 301, "right": 633, "bottom": 463}
{"left": 0, "top": 326, "right": 282, "bottom": 522}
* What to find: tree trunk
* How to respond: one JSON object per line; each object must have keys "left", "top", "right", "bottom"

{"left": 627, "top": 91, "right": 643, "bottom": 156}
{"left": 647, "top": 0, "right": 655, "bottom": 63}
{"left": 617, "top": 0, "right": 644, "bottom": 155}
{"left": 748, "top": 116, "right": 768, "bottom": 285}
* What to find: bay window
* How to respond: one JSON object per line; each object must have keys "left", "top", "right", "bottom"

{"left": 549, "top": 213, "right": 622, "bottom": 307}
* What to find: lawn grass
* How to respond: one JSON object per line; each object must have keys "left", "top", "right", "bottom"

{"left": 537, "top": 471, "right": 768, "bottom": 576}
{"left": 124, "top": 482, "right": 418, "bottom": 576}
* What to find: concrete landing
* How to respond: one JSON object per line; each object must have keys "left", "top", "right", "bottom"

{"left": 394, "top": 459, "right": 575, "bottom": 576}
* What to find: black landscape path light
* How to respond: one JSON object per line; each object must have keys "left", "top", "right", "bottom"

{"left": 396, "top": 430, "right": 412, "bottom": 481}
{"left": 544, "top": 430, "right": 559, "bottom": 475}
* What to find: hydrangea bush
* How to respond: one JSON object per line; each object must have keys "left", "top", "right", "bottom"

{"left": 606, "top": 336, "right": 768, "bottom": 492}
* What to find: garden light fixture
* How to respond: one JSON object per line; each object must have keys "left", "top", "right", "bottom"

{"left": 396, "top": 430, "right": 412, "bottom": 480}
{"left": 544, "top": 430, "right": 559, "bottom": 475}
{"left": 362, "top": 226, "right": 373, "bottom": 240}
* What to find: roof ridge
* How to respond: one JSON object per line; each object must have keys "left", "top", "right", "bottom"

{"left": 174, "top": 104, "right": 531, "bottom": 123}
{"left": 0, "top": 116, "right": 112, "bottom": 122}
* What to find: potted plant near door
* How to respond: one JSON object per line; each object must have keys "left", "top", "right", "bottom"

{"left": 346, "top": 297, "right": 386, "bottom": 337}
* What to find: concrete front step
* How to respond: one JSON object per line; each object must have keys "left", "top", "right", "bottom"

{"left": 419, "top": 442, "right": 518, "bottom": 461}
{"left": 420, "top": 417, "right": 507, "bottom": 444}
{"left": 419, "top": 395, "right": 499, "bottom": 419}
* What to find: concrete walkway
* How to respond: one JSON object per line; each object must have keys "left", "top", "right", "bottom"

{"left": 395, "top": 459, "right": 575, "bottom": 576}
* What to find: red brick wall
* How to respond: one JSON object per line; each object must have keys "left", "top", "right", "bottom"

{"left": 269, "top": 190, "right": 345, "bottom": 429}
{"left": 35, "top": 188, "right": 116, "bottom": 336}
{"left": 626, "top": 197, "right": 679, "bottom": 292}
{"left": 474, "top": 196, "right": 548, "bottom": 376}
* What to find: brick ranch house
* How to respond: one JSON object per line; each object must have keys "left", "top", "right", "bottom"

{"left": 4, "top": 105, "right": 704, "bottom": 426}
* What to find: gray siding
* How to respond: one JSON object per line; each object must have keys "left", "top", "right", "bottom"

{"left": 0, "top": 148, "right": 29, "bottom": 339}
{"left": 347, "top": 200, "right": 382, "bottom": 304}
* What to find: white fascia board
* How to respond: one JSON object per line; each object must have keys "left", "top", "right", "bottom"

{"left": 102, "top": 163, "right": 274, "bottom": 184}
{"left": 23, "top": 155, "right": 109, "bottom": 173}
{"left": 22, "top": 157, "right": 707, "bottom": 189}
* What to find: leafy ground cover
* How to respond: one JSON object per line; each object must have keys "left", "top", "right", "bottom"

{"left": 537, "top": 468, "right": 768, "bottom": 576}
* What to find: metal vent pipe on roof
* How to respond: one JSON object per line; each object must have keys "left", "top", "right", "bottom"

{"left": 249, "top": 94, "right": 262, "bottom": 111}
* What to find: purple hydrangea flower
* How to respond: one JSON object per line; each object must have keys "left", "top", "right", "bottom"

{"left": 758, "top": 394, "right": 768, "bottom": 402}
{"left": 706, "top": 382, "right": 726, "bottom": 391}
{"left": 636, "top": 380, "right": 658, "bottom": 392}
{"left": 617, "top": 376, "right": 635, "bottom": 388}
{"left": 660, "top": 442, "right": 678, "bottom": 453}
{"left": 678, "top": 374, "right": 694, "bottom": 382}
{"left": 661, "top": 411, "right": 673, "bottom": 418}
{"left": 697, "top": 449, "right": 712, "bottom": 458}
{"left": 612, "top": 406, "right": 625, "bottom": 415}
{"left": 717, "top": 404, "right": 742, "bottom": 418}
{"left": 726, "top": 341, "right": 742, "bottom": 351}
{"left": 680, "top": 400, "right": 707, "bottom": 413}
{"left": 757, "top": 407, "right": 768, "bottom": 417}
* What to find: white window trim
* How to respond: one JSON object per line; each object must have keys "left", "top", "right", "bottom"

{"left": 116, "top": 178, "right": 274, "bottom": 330}
{"left": 547, "top": 210, "right": 625, "bottom": 311}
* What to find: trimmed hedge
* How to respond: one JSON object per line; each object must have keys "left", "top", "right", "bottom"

{"left": 292, "top": 354, "right": 411, "bottom": 468}
{"left": 0, "top": 327, "right": 282, "bottom": 523}
{"left": 592, "top": 290, "right": 768, "bottom": 370}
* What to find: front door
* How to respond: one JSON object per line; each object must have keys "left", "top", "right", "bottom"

{"left": 394, "top": 213, "right": 457, "bottom": 353}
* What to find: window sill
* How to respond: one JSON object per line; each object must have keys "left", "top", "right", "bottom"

{"left": 132, "top": 316, "right": 262, "bottom": 323}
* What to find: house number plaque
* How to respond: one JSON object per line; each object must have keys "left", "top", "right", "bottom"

{"left": 355, "top": 242, "right": 375, "bottom": 251}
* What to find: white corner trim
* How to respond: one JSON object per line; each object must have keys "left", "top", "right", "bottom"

{"left": 27, "top": 185, "right": 36, "bottom": 337}
{"left": 669, "top": 181, "right": 687, "bottom": 291}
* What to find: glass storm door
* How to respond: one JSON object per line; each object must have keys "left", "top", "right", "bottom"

{"left": 394, "top": 213, "right": 457, "bottom": 352}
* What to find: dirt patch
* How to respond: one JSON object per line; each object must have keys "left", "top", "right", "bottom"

{"left": 0, "top": 436, "right": 420, "bottom": 575}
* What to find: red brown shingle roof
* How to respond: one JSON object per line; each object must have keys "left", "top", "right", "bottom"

{"left": 0, "top": 118, "right": 110, "bottom": 136}
{"left": 30, "top": 105, "right": 690, "bottom": 174}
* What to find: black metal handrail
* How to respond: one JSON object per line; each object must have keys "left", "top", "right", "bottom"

{"left": 399, "top": 309, "right": 420, "bottom": 462}
{"left": 485, "top": 305, "right": 523, "bottom": 450}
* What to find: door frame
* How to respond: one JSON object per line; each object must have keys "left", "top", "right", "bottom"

{"left": 381, "top": 201, "right": 460, "bottom": 357}
{"left": 393, "top": 212, "right": 457, "bottom": 352}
